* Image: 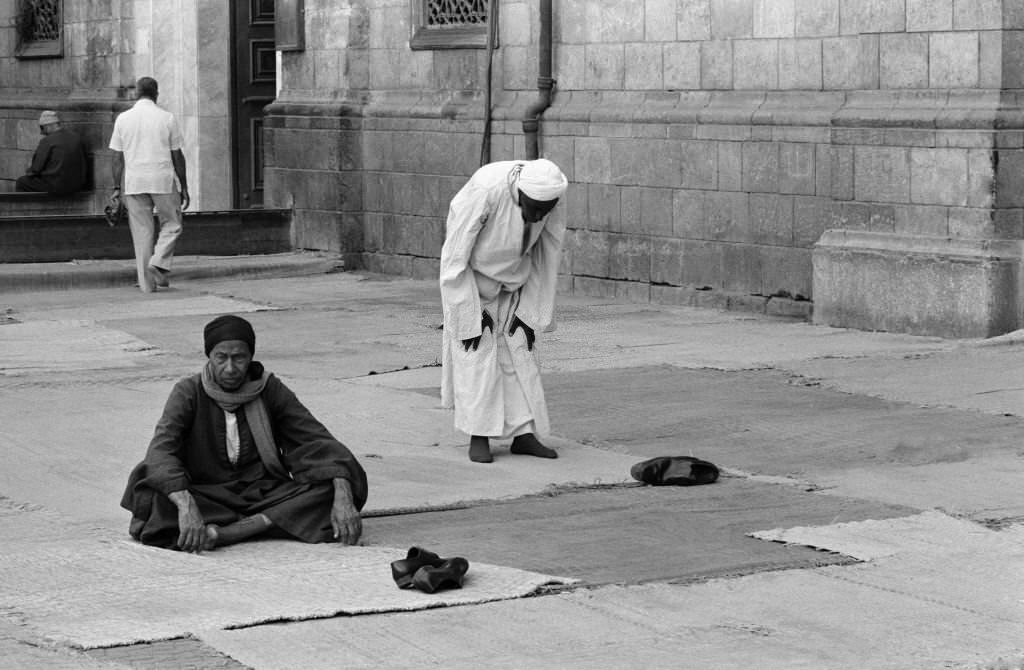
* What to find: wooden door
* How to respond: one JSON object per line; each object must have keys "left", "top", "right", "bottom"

{"left": 231, "top": 0, "right": 276, "bottom": 208}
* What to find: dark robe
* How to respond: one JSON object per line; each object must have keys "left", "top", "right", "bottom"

{"left": 121, "top": 370, "right": 368, "bottom": 549}
{"left": 16, "top": 128, "right": 88, "bottom": 195}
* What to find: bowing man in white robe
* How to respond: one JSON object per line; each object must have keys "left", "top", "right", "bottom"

{"left": 440, "top": 159, "right": 569, "bottom": 463}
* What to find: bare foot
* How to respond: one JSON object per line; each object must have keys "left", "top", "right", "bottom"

{"left": 202, "top": 525, "right": 220, "bottom": 551}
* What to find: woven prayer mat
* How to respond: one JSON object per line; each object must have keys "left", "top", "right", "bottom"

{"left": 194, "top": 514, "right": 1024, "bottom": 670}
{"left": 195, "top": 571, "right": 1024, "bottom": 670}
{"left": 0, "top": 501, "right": 575, "bottom": 650}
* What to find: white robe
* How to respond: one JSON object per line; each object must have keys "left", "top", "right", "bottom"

{"left": 439, "top": 161, "right": 566, "bottom": 438}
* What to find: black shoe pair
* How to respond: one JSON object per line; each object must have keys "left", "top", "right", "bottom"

{"left": 390, "top": 547, "right": 470, "bottom": 594}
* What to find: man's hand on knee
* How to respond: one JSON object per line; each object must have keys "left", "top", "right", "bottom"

{"left": 168, "top": 489, "right": 207, "bottom": 553}
{"left": 331, "top": 478, "right": 363, "bottom": 545}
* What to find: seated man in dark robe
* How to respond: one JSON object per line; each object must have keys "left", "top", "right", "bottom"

{"left": 16, "top": 110, "right": 88, "bottom": 195}
{"left": 121, "top": 315, "right": 368, "bottom": 552}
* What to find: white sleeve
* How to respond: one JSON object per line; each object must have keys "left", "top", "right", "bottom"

{"left": 439, "top": 184, "right": 491, "bottom": 340}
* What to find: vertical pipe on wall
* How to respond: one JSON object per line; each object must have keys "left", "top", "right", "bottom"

{"left": 479, "top": 0, "right": 498, "bottom": 165}
{"left": 522, "top": 0, "right": 553, "bottom": 160}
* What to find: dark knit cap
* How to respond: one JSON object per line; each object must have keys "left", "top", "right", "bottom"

{"left": 204, "top": 315, "right": 256, "bottom": 356}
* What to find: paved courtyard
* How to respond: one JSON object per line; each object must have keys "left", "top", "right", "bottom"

{"left": 1, "top": 264, "right": 1022, "bottom": 669}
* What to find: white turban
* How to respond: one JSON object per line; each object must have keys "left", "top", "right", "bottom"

{"left": 517, "top": 159, "right": 568, "bottom": 202}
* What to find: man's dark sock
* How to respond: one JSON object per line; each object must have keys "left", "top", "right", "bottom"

{"left": 510, "top": 433, "right": 558, "bottom": 459}
{"left": 469, "top": 435, "right": 493, "bottom": 463}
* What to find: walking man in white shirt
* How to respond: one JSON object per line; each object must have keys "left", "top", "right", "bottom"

{"left": 109, "top": 76, "right": 190, "bottom": 293}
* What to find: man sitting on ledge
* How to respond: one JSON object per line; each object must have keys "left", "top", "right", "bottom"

{"left": 121, "top": 315, "right": 367, "bottom": 552}
{"left": 16, "top": 110, "right": 87, "bottom": 195}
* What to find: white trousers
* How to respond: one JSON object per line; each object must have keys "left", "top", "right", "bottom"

{"left": 125, "top": 192, "right": 183, "bottom": 292}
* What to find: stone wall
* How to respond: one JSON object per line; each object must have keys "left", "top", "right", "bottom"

{"left": 264, "top": 0, "right": 1024, "bottom": 334}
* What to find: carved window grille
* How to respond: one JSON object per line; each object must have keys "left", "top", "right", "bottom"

{"left": 411, "top": 0, "right": 494, "bottom": 50}
{"left": 16, "top": 0, "right": 63, "bottom": 59}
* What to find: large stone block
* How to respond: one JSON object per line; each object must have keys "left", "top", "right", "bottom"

{"left": 742, "top": 141, "right": 779, "bottom": 193}
{"left": 711, "top": 0, "right": 753, "bottom": 38}
{"left": 761, "top": 245, "right": 811, "bottom": 299}
{"left": 718, "top": 140, "right": 743, "bottom": 191}
{"left": 625, "top": 43, "right": 664, "bottom": 90}
{"left": 779, "top": 39, "right": 824, "bottom": 90}
{"left": 796, "top": 0, "right": 839, "bottom": 36}
{"left": 839, "top": 0, "right": 905, "bottom": 34}
{"left": 672, "top": 188, "right": 707, "bottom": 236}
{"left": 1002, "top": 31, "right": 1024, "bottom": 90}
{"left": 907, "top": 0, "right": 952, "bottom": 32}
{"left": 813, "top": 230, "right": 1024, "bottom": 337}
{"left": 754, "top": 0, "right": 795, "bottom": 37}
{"left": 645, "top": 0, "right": 678, "bottom": 41}
{"left": 682, "top": 240, "right": 726, "bottom": 287}
{"left": 750, "top": 193, "right": 795, "bottom": 245}
{"left": 954, "top": 0, "right": 1001, "bottom": 30}
{"left": 894, "top": 204, "right": 949, "bottom": 236}
{"left": 948, "top": 207, "right": 996, "bottom": 238}
{"left": 678, "top": 0, "right": 712, "bottom": 40}
{"left": 823, "top": 35, "right": 879, "bottom": 89}
{"left": 854, "top": 146, "right": 910, "bottom": 203}
{"left": 705, "top": 190, "right": 751, "bottom": 241}
{"left": 721, "top": 242, "right": 763, "bottom": 293}
{"left": 831, "top": 144, "right": 854, "bottom": 200}
{"left": 635, "top": 187, "right": 675, "bottom": 235}
{"left": 611, "top": 138, "right": 684, "bottom": 187}
{"left": 701, "top": 40, "right": 734, "bottom": 89}
{"left": 608, "top": 233, "right": 652, "bottom": 281}
{"left": 880, "top": 33, "right": 929, "bottom": 89}
{"left": 602, "top": 1, "right": 646, "bottom": 41}
{"left": 979, "top": 30, "right": 1002, "bottom": 89}
{"left": 575, "top": 137, "right": 612, "bottom": 184}
{"left": 664, "top": 42, "right": 702, "bottom": 90}
{"left": 995, "top": 149, "right": 1024, "bottom": 207}
{"left": 968, "top": 149, "right": 995, "bottom": 208}
{"left": 570, "top": 228, "right": 611, "bottom": 276}
{"left": 793, "top": 196, "right": 833, "bottom": 247}
{"left": 585, "top": 44, "right": 626, "bottom": 90}
{"left": 930, "top": 32, "right": 980, "bottom": 88}
{"left": 586, "top": 183, "right": 622, "bottom": 231}
{"left": 651, "top": 237, "right": 686, "bottom": 285}
{"left": 680, "top": 140, "right": 718, "bottom": 189}
{"left": 734, "top": 39, "right": 779, "bottom": 89}
{"left": 910, "top": 148, "right": 969, "bottom": 206}
{"left": 779, "top": 142, "right": 816, "bottom": 195}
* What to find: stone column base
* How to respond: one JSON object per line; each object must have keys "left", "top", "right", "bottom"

{"left": 813, "top": 230, "right": 1024, "bottom": 338}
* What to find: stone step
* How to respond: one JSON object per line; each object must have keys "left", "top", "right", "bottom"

{"left": 0, "top": 209, "right": 293, "bottom": 263}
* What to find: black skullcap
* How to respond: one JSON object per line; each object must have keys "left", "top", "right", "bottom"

{"left": 203, "top": 315, "right": 255, "bottom": 356}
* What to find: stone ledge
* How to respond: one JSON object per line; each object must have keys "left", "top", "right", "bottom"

{"left": 813, "top": 229, "right": 1024, "bottom": 338}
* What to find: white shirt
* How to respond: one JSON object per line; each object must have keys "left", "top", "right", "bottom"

{"left": 108, "top": 98, "right": 184, "bottom": 195}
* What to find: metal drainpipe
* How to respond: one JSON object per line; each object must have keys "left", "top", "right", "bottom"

{"left": 479, "top": 0, "right": 498, "bottom": 165}
{"left": 522, "top": 0, "right": 553, "bottom": 160}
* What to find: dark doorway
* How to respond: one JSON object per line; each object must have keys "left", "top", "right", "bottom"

{"left": 230, "top": 0, "right": 276, "bottom": 208}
